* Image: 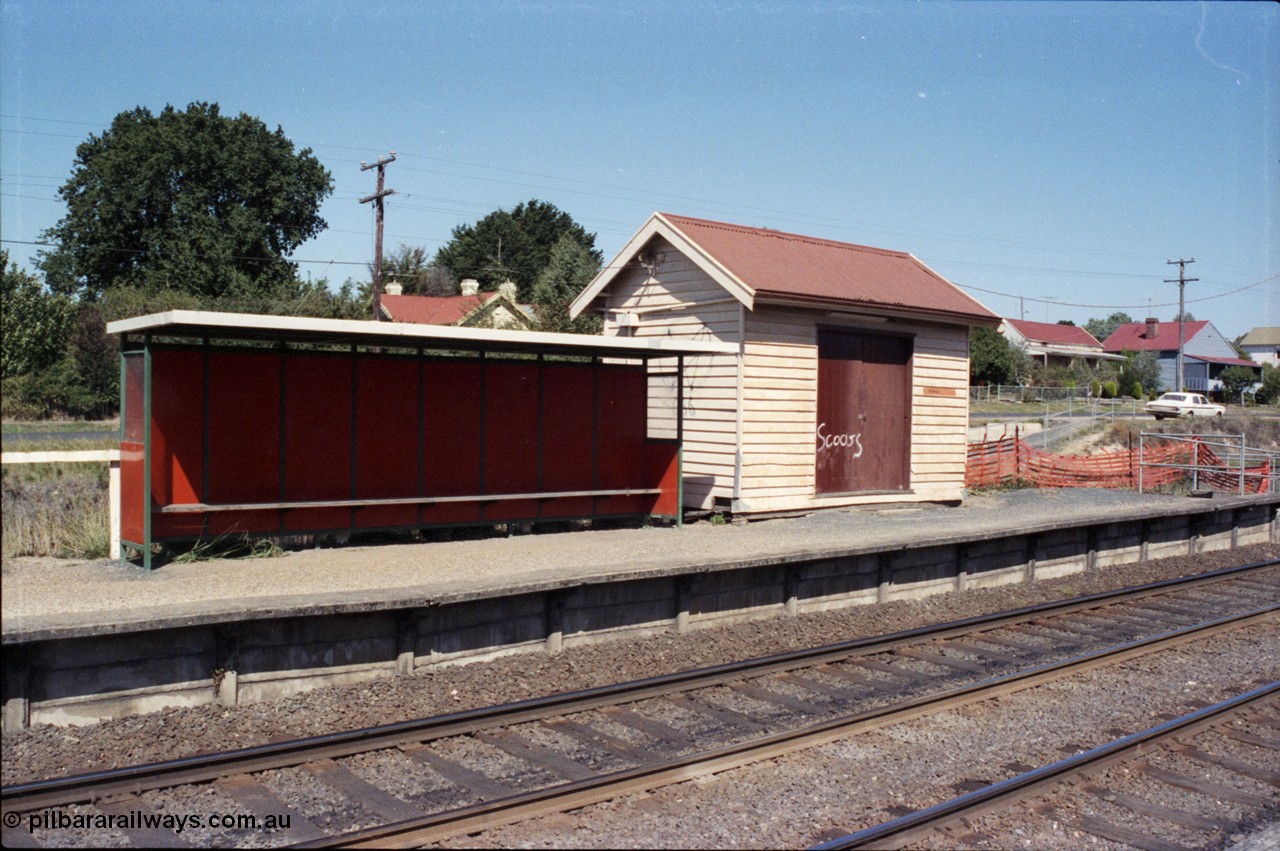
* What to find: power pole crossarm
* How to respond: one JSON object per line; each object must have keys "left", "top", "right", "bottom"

{"left": 360, "top": 151, "right": 397, "bottom": 322}
{"left": 1164, "top": 258, "right": 1198, "bottom": 392}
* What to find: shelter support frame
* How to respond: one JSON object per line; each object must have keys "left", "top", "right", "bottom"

{"left": 117, "top": 333, "right": 689, "bottom": 570}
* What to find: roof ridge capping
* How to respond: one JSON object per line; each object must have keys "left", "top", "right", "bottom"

{"left": 660, "top": 212, "right": 911, "bottom": 257}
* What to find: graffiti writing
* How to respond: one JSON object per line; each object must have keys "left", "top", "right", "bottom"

{"left": 816, "top": 422, "right": 863, "bottom": 458}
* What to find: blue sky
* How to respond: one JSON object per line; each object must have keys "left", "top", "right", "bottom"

{"left": 2, "top": 1, "right": 1276, "bottom": 339}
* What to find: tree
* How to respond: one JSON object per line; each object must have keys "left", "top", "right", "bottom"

{"left": 1217, "top": 365, "right": 1257, "bottom": 404}
{"left": 433, "top": 200, "right": 601, "bottom": 299}
{"left": 1257, "top": 364, "right": 1280, "bottom": 406}
{"left": 1083, "top": 311, "right": 1133, "bottom": 343}
{"left": 969, "top": 327, "right": 1026, "bottom": 385}
{"left": 1, "top": 250, "right": 73, "bottom": 379}
{"left": 530, "top": 234, "right": 603, "bottom": 334}
{"left": 380, "top": 243, "right": 455, "bottom": 296}
{"left": 40, "top": 102, "right": 332, "bottom": 301}
{"left": 1117, "top": 350, "right": 1162, "bottom": 397}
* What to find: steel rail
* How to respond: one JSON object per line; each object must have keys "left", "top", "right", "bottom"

{"left": 298, "top": 605, "right": 1278, "bottom": 848}
{"left": 2, "top": 560, "right": 1275, "bottom": 814}
{"left": 813, "top": 680, "right": 1280, "bottom": 850}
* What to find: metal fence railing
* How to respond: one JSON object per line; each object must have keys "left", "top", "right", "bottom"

{"left": 1137, "top": 433, "right": 1278, "bottom": 496}
{"left": 969, "top": 385, "right": 1093, "bottom": 403}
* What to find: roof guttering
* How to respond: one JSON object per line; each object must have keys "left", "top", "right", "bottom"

{"left": 753, "top": 291, "right": 1001, "bottom": 328}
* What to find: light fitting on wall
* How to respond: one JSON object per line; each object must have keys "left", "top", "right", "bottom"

{"left": 636, "top": 250, "right": 662, "bottom": 276}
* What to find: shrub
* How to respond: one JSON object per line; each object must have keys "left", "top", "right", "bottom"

{"left": 1090, "top": 379, "right": 1102, "bottom": 398}
{"left": 1257, "top": 364, "right": 1280, "bottom": 405}
{"left": 1101, "top": 380, "right": 1117, "bottom": 399}
{"left": 1217, "top": 364, "right": 1258, "bottom": 405}
{"left": 1130, "top": 381, "right": 1143, "bottom": 400}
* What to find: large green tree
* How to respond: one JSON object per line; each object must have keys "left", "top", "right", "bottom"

{"left": 1083, "top": 311, "right": 1133, "bottom": 343}
{"left": 433, "top": 200, "right": 601, "bottom": 299}
{"left": 40, "top": 102, "right": 333, "bottom": 301}
{"left": 969, "top": 327, "right": 1027, "bottom": 385}
{"left": 529, "top": 233, "right": 603, "bottom": 334}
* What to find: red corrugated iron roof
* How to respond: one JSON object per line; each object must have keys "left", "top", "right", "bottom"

{"left": 1102, "top": 320, "right": 1208, "bottom": 352}
{"left": 383, "top": 293, "right": 493, "bottom": 325}
{"left": 1188, "top": 354, "right": 1261, "bottom": 369}
{"left": 660, "top": 213, "right": 997, "bottom": 323}
{"left": 1005, "top": 318, "right": 1103, "bottom": 348}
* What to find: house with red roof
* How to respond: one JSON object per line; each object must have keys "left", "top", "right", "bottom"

{"left": 1101, "top": 317, "right": 1259, "bottom": 394}
{"left": 380, "top": 279, "right": 535, "bottom": 330}
{"left": 1000, "top": 318, "right": 1124, "bottom": 369}
{"left": 569, "top": 212, "right": 999, "bottom": 515}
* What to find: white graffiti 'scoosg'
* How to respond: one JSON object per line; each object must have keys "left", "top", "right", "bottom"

{"left": 816, "top": 422, "right": 863, "bottom": 458}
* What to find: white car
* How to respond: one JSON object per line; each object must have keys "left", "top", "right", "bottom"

{"left": 1145, "top": 392, "right": 1225, "bottom": 420}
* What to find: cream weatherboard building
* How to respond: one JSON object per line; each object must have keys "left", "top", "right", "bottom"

{"left": 569, "top": 213, "right": 999, "bottom": 515}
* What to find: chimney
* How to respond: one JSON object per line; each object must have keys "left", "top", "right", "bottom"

{"left": 384, "top": 281, "right": 403, "bottom": 296}
{"left": 1144, "top": 317, "right": 1159, "bottom": 339}
{"left": 497, "top": 280, "right": 518, "bottom": 301}
{"left": 460, "top": 278, "right": 480, "bottom": 296}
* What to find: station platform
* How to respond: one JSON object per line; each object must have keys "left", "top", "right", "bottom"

{"left": 2, "top": 488, "right": 1277, "bottom": 728}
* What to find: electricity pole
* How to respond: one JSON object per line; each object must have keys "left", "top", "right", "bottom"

{"left": 360, "top": 152, "right": 396, "bottom": 321}
{"left": 1165, "top": 258, "right": 1197, "bottom": 391}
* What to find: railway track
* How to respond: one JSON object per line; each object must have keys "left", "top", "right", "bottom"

{"left": 816, "top": 681, "right": 1280, "bottom": 850}
{"left": 3, "top": 560, "right": 1278, "bottom": 848}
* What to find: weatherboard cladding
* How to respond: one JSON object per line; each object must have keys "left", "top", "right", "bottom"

{"left": 659, "top": 213, "right": 997, "bottom": 322}
{"left": 594, "top": 220, "right": 977, "bottom": 514}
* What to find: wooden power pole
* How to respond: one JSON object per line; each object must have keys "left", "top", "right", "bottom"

{"left": 360, "top": 152, "right": 396, "bottom": 321}
{"left": 1164, "top": 258, "right": 1197, "bottom": 391}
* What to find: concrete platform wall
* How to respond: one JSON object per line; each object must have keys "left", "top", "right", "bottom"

{"left": 4, "top": 498, "right": 1277, "bottom": 729}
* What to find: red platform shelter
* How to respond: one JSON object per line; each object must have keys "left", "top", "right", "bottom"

{"left": 108, "top": 311, "right": 734, "bottom": 568}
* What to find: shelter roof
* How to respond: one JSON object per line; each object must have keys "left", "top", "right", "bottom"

{"left": 570, "top": 212, "right": 999, "bottom": 326}
{"left": 1102, "top": 320, "right": 1209, "bottom": 352}
{"left": 1004, "top": 318, "right": 1103, "bottom": 349}
{"left": 1240, "top": 327, "right": 1280, "bottom": 347}
{"left": 106, "top": 310, "right": 736, "bottom": 359}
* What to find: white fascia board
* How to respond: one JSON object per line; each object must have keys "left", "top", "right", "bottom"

{"left": 568, "top": 213, "right": 755, "bottom": 319}
{"left": 106, "top": 310, "right": 737, "bottom": 357}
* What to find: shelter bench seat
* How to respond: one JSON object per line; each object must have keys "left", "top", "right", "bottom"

{"left": 157, "top": 488, "right": 662, "bottom": 514}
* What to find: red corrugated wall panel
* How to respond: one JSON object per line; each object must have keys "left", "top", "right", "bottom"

{"left": 149, "top": 349, "right": 205, "bottom": 538}
{"left": 356, "top": 356, "right": 420, "bottom": 528}
{"left": 482, "top": 360, "right": 540, "bottom": 521}
{"left": 596, "top": 366, "right": 647, "bottom": 515}
{"left": 420, "top": 359, "right": 483, "bottom": 525}
{"left": 205, "top": 350, "right": 281, "bottom": 535}
{"left": 283, "top": 353, "right": 352, "bottom": 532}
{"left": 539, "top": 363, "right": 596, "bottom": 518}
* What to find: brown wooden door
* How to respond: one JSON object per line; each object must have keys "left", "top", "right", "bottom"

{"left": 815, "top": 329, "right": 912, "bottom": 495}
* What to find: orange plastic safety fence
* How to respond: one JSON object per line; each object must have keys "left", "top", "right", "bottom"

{"left": 962, "top": 436, "right": 1270, "bottom": 492}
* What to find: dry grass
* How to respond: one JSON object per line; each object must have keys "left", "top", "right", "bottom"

{"left": 1, "top": 470, "right": 110, "bottom": 559}
{"left": 1102, "top": 411, "right": 1280, "bottom": 451}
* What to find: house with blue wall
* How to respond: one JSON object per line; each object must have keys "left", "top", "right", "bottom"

{"left": 1102, "top": 318, "right": 1259, "bottom": 393}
